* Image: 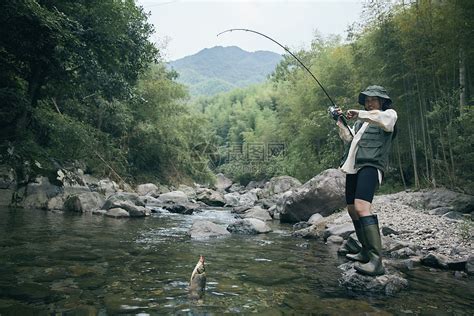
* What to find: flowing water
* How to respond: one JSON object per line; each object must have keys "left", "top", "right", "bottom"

{"left": 0, "top": 207, "right": 473, "bottom": 315}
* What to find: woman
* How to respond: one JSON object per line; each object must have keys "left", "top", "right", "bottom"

{"left": 336, "top": 85, "right": 397, "bottom": 276}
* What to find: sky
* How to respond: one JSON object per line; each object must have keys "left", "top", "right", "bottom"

{"left": 136, "top": 0, "right": 365, "bottom": 61}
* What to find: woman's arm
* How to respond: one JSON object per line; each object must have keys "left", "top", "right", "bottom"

{"left": 347, "top": 109, "right": 397, "bottom": 132}
{"left": 336, "top": 119, "right": 354, "bottom": 143}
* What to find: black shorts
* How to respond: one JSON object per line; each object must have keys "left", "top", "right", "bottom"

{"left": 345, "top": 166, "right": 379, "bottom": 204}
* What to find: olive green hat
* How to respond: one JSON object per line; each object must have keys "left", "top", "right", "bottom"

{"left": 358, "top": 85, "right": 392, "bottom": 106}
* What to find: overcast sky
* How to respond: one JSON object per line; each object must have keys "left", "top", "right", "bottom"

{"left": 137, "top": 0, "right": 365, "bottom": 61}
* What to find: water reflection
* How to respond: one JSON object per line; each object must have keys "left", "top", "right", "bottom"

{"left": 0, "top": 207, "right": 472, "bottom": 315}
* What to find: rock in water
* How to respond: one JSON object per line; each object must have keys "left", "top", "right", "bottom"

{"left": 189, "top": 255, "right": 206, "bottom": 300}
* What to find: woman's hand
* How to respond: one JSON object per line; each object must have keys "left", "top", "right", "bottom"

{"left": 346, "top": 109, "right": 359, "bottom": 120}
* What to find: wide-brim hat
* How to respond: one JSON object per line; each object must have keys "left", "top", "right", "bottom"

{"left": 358, "top": 85, "right": 392, "bottom": 106}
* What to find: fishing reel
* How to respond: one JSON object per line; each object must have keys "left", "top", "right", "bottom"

{"left": 328, "top": 106, "right": 347, "bottom": 122}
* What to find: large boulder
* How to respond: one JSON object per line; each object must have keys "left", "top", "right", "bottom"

{"left": 188, "top": 220, "right": 231, "bottom": 239}
{"left": 177, "top": 184, "right": 197, "bottom": 199}
{"left": 22, "top": 177, "right": 61, "bottom": 209}
{"left": 103, "top": 199, "right": 150, "bottom": 217}
{"left": 63, "top": 192, "right": 105, "bottom": 213}
{"left": 136, "top": 183, "right": 159, "bottom": 196}
{"left": 224, "top": 192, "right": 241, "bottom": 207}
{"left": 196, "top": 189, "right": 225, "bottom": 207}
{"left": 214, "top": 173, "right": 233, "bottom": 192}
{"left": 227, "top": 218, "right": 272, "bottom": 234}
{"left": 260, "top": 176, "right": 302, "bottom": 198}
{"left": 241, "top": 206, "right": 272, "bottom": 221}
{"left": 158, "top": 191, "right": 189, "bottom": 204}
{"left": 97, "top": 179, "right": 120, "bottom": 198}
{"left": 103, "top": 192, "right": 144, "bottom": 210}
{"left": 278, "top": 169, "right": 345, "bottom": 223}
{"left": 238, "top": 189, "right": 259, "bottom": 207}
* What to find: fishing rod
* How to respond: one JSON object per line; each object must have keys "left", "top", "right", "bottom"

{"left": 216, "top": 28, "right": 353, "bottom": 136}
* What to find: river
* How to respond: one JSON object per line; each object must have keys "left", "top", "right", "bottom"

{"left": 0, "top": 207, "right": 472, "bottom": 315}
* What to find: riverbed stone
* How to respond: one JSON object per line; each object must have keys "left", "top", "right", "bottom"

{"left": 158, "top": 190, "right": 189, "bottom": 204}
{"left": 63, "top": 192, "right": 105, "bottom": 213}
{"left": 242, "top": 206, "right": 272, "bottom": 221}
{"left": 188, "top": 220, "right": 231, "bottom": 239}
{"left": 105, "top": 208, "right": 130, "bottom": 218}
{"left": 260, "top": 176, "right": 302, "bottom": 198}
{"left": 103, "top": 192, "right": 144, "bottom": 210}
{"left": 308, "top": 213, "right": 324, "bottom": 225}
{"left": 323, "top": 222, "right": 355, "bottom": 241}
{"left": 224, "top": 192, "right": 241, "bottom": 207}
{"left": 97, "top": 179, "right": 119, "bottom": 198}
{"left": 227, "top": 218, "right": 272, "bottom": 234}
{"left": 136, "top": 183, "right": 159, "bottom": 196}
{"left": 291, "top": 225, "right": 321, "bottom": 239}
{"left": 278, "top": 169, "right": 345, "bottom": 223}
{"left": 214, "top": 173, "right": 233, "bottom": 192}
{"left": 238, "top": 189, "right": 259, "bottom": 206}
{"left": 22, "top": 176, "right": 61, "bottom": 209}
{"left": 163, "top": 202, "right": 200, "bottom": 215}
{"left": 196, "top": 188, "right": 225, "bottom": 206}
{"left": 420, "top": 253, "right": 449, "bottom": 269}
{"left": 338, "top": 263, "right": 408, "bottom": 295}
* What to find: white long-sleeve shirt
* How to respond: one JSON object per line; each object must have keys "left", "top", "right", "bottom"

{"left": 337, "top": 109, "right": 398, "bottom": 183}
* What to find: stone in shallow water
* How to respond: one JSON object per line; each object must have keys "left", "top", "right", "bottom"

{"left": 338, "top": 263, "right": 408, "bottom": 295}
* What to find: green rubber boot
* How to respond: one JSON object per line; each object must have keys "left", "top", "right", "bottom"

{"left": 354, "top": 215, "right": 385, "bottom": 276}
{"left": 346, "top": 220, "right": 369, "bottom": 263}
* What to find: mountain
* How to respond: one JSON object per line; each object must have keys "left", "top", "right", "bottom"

{"left": 168, "top": 46, "right": 282, "bottom": 96}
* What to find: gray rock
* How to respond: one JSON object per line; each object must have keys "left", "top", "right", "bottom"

{"left": 323, "top": 222, "right": 355, "bottom": 241}
{"left": 138, "top": 195, "right": 163, "bottom": 206}
{"left": 22, "top": 177, "right": 61, "bottom": 209}
{"left": 242, "top": 206, "right": 272, "bottom": 221}
{"left": 308, "top": 213, "right": 324, "bottom": 225}
{"left": 163, "top": 203, "right": 200, "bottom": 215}
{"left": 63, "top": 192, "right": 105, "bottom": 213}
{"left": 228, "top": 183, "right": 244, "bottom": 193}
{"left": 224, "top": 192, "right": 241, "bottom": 207}
{"left": 238, "top": 189, "right": 259, "bottom": 207}
{"left": 158, "top": 191, "right": 189, "bottom": 204}
{"left": 188, "top": 220, "right": 231, "bottom": 239}
{"left": 293, "top": 221, "right": 311, "bottom": 231}
{"left": 47, "top": 195, "right": 65, "bottom": 211}
{"left": 232, "top": 205, "right": 252, "bottom": 214}
{"left": 177, "top": 184, "right": 197, "bottom": 199}
{"left": 245, "top": 180, "right": 265, "bottom": 190}
{"left": 428, "top": 207, "right": 453, "bottom": 216}
{"left": 136, "top": 183, "right": 159, "bottom": 196}
{"left": 0, "top": 165, "right": 16, "bottom": 189}
{"left": 109, "top": 200, "right": 149, "bottom": 217}
{"left": 278, "top": 169, "right": 345, "bottom": 223}
{"left": 338, "top": 264, "right": 408, "bottom": 295}
{"left": 105, "top": 208, "right": 130, "bottom": 218}
{"left": 196, "top": 189, "right": 225, "bottom": 206}
{"left": 214, "top": 173, "right": 233, "bottom": 192}
{"left": 260, "top": 176, "right": 302, "bottom": 198}
{"left": 291, "top": 225, "right": 321, "bottom": 239}
{"left": 421, "top": 253, "right": 450, "bottom": 269}
{"left": 97, "top": 179, "right": 119, "bottom": 198}
{"left": 267, "top": 205, "right": 277, "bottom": 217}
{"left": 441, "top": 211, "right": 464, "bottom": 221}
{"left": 390, "top": 247, "right": 416, "bottom": 259}
{"left": 227, "top": 218, "right": 272, "bottom": 234}
{"left": 381, "top": 226, "right": 399, "bottom": 236}
{"left": 103, "top": 192, "right": 144, "bottom": 210}
{"left": 327, "top": 235, "right": 344, "bottom": 244}
{"left": 92, "top": 209, "right": 107, "bottom": 215}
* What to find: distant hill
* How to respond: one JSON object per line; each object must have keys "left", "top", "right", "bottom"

{"left": 168, "top": 46, "right": 282, "bottom": 96}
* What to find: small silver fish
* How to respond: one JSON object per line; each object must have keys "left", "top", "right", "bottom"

{"left": 189, "top": 255, "right": 206, "bottom": 300}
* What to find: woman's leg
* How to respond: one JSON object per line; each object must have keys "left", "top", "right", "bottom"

{"left": 352, "top": 167, "right": 385, "bottom": 276}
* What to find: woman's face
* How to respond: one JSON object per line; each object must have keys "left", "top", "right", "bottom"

{"left": 365, "top": 96, "right": 381, "bottom": 111}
